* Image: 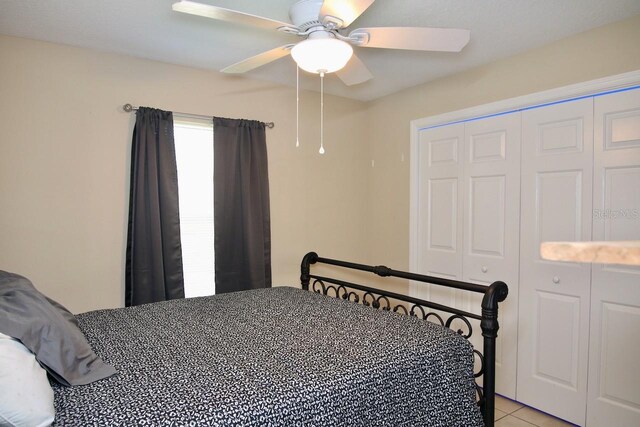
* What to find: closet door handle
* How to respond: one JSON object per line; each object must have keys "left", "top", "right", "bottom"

{"left": 553, "top": 276, "right": 560, "bottom": 284}
{"left": 481, "top": 266, "right": 488, "bottom": 273}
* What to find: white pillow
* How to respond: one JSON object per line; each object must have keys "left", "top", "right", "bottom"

{"left": 0, "top": 332, "right": 55, "bottom": 427}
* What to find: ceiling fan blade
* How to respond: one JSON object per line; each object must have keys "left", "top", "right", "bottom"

{"left": 319, "top": 0, "right": 375, "bottom": 28}
{"left": 350, "top": 27, "right": 470, "bottom": 52}
{"left": 336, "top": 53, "right": 373, "bottom": 86}
{"left": 172, "top": 1, "right": 296, "bottom": 31}
{"left": 221, "top": 45, "right": 294, "bottom": 74}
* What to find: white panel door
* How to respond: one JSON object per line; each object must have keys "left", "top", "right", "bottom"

{"left": 518, "top": 98, "right": 594, "bottom": 425}
{"left": 415, "top": 124, "right": 464, "bottom": 306}
{"left": 587, "top": 88, "right": 640, "bottom": 426}
{"left": 462, "top": 112, "right": 521, "bottom": 398}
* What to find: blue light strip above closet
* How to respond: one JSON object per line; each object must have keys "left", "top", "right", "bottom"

{"left": 419, "top": 84, "right": 640, "bottom": 131}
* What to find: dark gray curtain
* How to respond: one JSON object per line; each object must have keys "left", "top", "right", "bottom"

{"left": 125, "top": 107, "right": 185, "bottom": 306}
{"left": 214, "top": 117, "right": 271, "bottom": 294}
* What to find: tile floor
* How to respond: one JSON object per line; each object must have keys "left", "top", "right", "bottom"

{"left": 494, "top": 395, "right": 577, "bottom": 426}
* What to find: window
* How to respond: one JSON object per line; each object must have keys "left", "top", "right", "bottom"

{"left": 174, "top": 118, "right": 215, "bottom": 297}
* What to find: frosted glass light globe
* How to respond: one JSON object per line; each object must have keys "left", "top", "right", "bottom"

{"left": 291, "top": 38, "right": 353, "bottom": 74}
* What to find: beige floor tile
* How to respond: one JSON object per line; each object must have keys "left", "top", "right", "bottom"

{"left": 495, "top": 414, "right": 536, "bottom": 427}
{"left": 495, "top": 395, "right": 525, "bottom": 414}
{"left": 512, "top": 406, "right": 576, "bottom": 426}
{"left": 495, "top": 409, "right": 508, "bottom": 421}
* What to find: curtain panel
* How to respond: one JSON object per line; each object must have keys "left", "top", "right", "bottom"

{"left": 125, "top": 107, "right": 185, "bottom": 306}
{"left": 213, "top": 117, "right": 271, "bottom": 294}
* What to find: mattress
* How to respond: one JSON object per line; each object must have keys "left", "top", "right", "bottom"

{"left": 52, "top": 286, "right": 483, "bottom": 426}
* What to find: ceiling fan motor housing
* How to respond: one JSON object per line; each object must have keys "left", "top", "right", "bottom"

{"left": 289, "top": 0, "right": 324, "bottom": 28}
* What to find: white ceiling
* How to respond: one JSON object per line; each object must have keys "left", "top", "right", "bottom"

{"left": 1, "top": 0, "right": 639, "bottom": 101}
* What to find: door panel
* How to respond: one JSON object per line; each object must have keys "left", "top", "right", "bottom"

{"left": 428, "top": 178, "right": 458, "bottom": 251}
{"left": 469, "top": 175, "right": 506, "bottom": 256}
{"left": 518, "top": 98, "right": 593, "bottom": 426}
{"left": 597, "top": 303, "right": 640, "bottom": 406}
{"left": 537, "top": 117, "right": 585, "bottom": 154}
{"left": 587, "top": 88, "right": 640, "bottom": 427}
{"left": 537, "top": 171, "right": 583, "bottom": 243}
{"left": 535, "top": 291, "right": 581, "bottom": 389}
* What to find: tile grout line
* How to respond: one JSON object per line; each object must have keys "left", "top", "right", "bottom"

{"left": 495, "top": 396, "right": 576, "bottom": 426}
{"left": 507, "top": 405, "right": 576, "bottom": 426}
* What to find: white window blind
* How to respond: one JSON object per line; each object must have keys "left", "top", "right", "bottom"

{"left": 174, "top": 118, "right": 215, "bottom": 297}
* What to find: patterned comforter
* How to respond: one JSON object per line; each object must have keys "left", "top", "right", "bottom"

{"left": 52, "top": 286, "right": 483, "bottom": 426}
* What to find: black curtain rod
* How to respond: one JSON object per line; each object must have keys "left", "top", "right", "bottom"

{"left": 122, "top": 103, "right": 275, "bottom": 129}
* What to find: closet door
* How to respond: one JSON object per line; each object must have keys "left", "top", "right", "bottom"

{"left": 518, "top": 98, "right": 594, "bottom": 426}
{"left": 462, "top": 113, "right": 521, "bottom": 398}
{"left": 414, "top": 124, "right": 464, "bottom": 306}
{"left": 587, "top": 88, "right": 640, "bottom": 426}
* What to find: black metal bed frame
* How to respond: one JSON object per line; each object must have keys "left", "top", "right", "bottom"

{"left": 300, "top": 252, "right": 508, "bottom": 427}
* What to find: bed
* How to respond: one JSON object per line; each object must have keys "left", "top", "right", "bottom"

{"left": 46, "top": 253, "right": 508, "bottom": 426}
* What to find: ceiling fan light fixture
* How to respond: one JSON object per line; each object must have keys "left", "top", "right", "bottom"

{"left": 291, "top": 37, "right": 353, "bottom": 74}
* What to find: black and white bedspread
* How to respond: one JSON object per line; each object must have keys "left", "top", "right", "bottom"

{"left": 52, "top": 286, "right": 483, "bottom": 426}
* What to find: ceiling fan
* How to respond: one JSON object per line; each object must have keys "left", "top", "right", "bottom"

{"left": 172, "top": 0, "right": 470, "bottom": 86}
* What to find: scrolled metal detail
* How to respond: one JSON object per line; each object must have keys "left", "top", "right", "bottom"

{"left": 334, "top": 285, "right": 349, "bottom": 300}
{"left": 362, "top": 292, "right": 390, "bottom": 310}
{"left": 424, "top": 312, "right": 445, "bottom": 325}
{"left": 393, "top": 304, "right": 408, "bottom": 315}
{"left": 473, "top": 349, "right": 485, "bottom": 379}
{"left": 444, "top": 314, "right": 473, "bottom": 339}
{"left": 376, "top": 295, "right": 391, "bottom": 311}
{"left": 409, "top": 304, "right": 426, "bottom": 319}
{"left": 362, "top": 291, "right": 375, "bottom": 307}
{"left": 311, "top": 278, "right": 326, "bottom": 295}
{"left": 407, "top": 304, "right": 445, "bottom": 326}
{"left": 345, "top": 291, "right": 360, "bottom": 303}
{"left": 476, "top": 383, "right": 484, "bottom": 408}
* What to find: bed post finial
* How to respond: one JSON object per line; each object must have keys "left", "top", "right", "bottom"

{"left": 480, "top": 280, "right": 508, "bottom": 427}
{"left": 300, "top": 252, "right": 319, "bottom": 291}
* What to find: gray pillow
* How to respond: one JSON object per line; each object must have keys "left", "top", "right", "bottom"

{"left": 0, "top": 271, "right": 116, "bottom": 386}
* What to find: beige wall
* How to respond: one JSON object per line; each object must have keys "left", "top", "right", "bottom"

{"left": 363, "top": 14, "right": 640, "bottom": 278}
{"left": 0, "top": 35, "right": 369, "bottom": 313}
{"left": 2, "top": 15, "right": 640, "bottom": 313}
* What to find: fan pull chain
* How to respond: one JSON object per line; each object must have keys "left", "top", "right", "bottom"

{"left": 319, "top": 71, "right": 325, "bottom": 154}
{"left": 296, "top": 65, "right": 300, "bottom": 148}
